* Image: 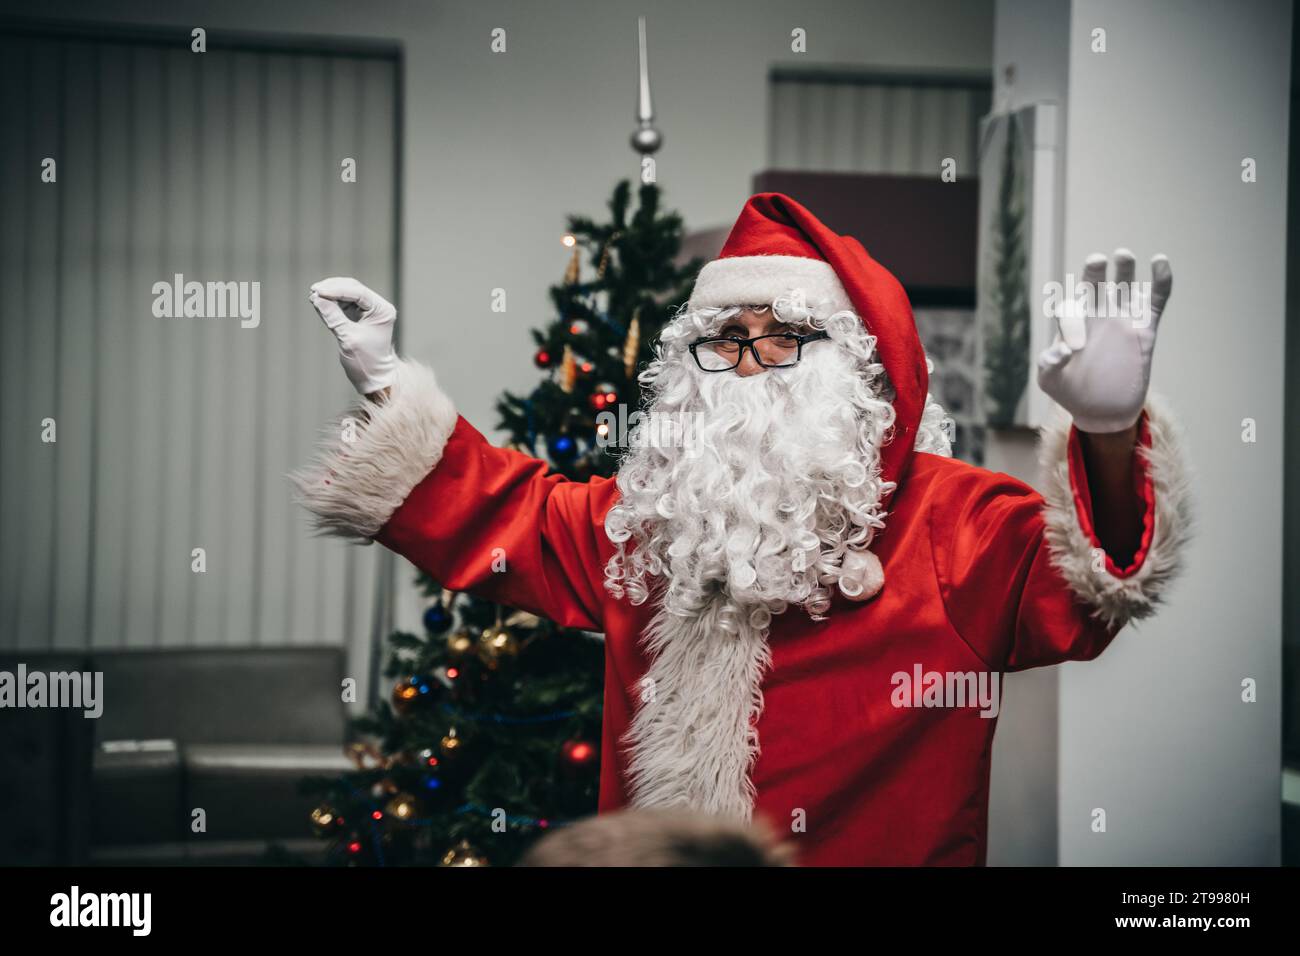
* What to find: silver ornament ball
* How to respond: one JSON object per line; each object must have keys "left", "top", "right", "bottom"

{"left": 631, "top": 125, "right": 663, "bottom": 155}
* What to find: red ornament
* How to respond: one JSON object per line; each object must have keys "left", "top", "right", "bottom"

{"left": 561, "top": 739, "right": 597, "bottom": 768}
{"left": 588, "top": 382, "right": 618, "bottom": 411}
{"left": 534, "top": 349, "right": 553, "bottom": 368}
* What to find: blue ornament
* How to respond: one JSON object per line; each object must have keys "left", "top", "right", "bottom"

{"left": 549, "top": 434, "right": 577, "bottom": 461}
{"left": 423, "top": 603, "right": 453, "bottom": 635}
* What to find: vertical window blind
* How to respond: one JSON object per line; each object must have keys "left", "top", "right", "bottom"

{"left": 0, "top": 28, "right": 400, "bottom": 658}
{"left": 768, "top": 66, "right": 992, "bottom": 176}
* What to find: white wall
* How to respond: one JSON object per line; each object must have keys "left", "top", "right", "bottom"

{"left": 1056, "top": 0, "right": 1288, "bottom": 865}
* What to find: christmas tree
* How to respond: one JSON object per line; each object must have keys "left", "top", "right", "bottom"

{"left": 299, "top": 180, "right": 704, "bottom": 867}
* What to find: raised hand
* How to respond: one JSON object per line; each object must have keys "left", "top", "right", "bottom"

{"left": 308, "top": 277, "right": 399, "bottom": 397}
{"left": 1037, "top": 249, "right": 1172, "bottom": 433}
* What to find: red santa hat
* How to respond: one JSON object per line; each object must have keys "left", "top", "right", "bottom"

{"left": 686, "top": 192, "right": 929, "bottom": 494}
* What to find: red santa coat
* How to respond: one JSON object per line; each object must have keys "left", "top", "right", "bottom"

{"left": 294, "top": 355, "right": 1191, "bottom": 867}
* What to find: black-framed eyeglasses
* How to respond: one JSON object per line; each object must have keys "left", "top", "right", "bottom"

{"left": 688, "top": 330, "right": 830, "bottom": 372}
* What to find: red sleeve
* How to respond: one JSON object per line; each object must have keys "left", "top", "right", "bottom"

{"left": 374, "top": 416, "right": 616, "bottom": 631}
{"left": 1063, "top": 414, "right": 1157, "bottom": 578}
{"left": 930, "top": 416, "right": 1159, "bottom": 672}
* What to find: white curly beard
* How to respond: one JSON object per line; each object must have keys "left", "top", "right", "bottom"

{"left": 602, "top": 307, "right": 903, "bottom": 819}
{"left": 604, "top": 314, "right": 897, "bottom": 626}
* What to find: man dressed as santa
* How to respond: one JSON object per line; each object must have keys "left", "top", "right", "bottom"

{"left": 293, "top": 193, "right": 1191, "bottom": 866}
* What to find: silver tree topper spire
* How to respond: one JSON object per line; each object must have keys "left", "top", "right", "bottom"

{"left": 631, "top": 16, "right": 663, "bottom": 156}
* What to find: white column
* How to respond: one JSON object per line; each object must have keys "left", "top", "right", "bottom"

{"left": 1057, "top": 0, "right": 1289, "bottom": 865}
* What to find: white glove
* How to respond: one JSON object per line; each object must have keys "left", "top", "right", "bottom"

{"left": 308, "top": 277, "right": 398, "bottom": 396}
{"left": 1037, "top": 249, "right": 1172, "bottom": 433}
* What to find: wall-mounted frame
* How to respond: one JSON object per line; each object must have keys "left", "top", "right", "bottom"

{"left": 976, "top": 101, "right": 1059, "bottom": 429}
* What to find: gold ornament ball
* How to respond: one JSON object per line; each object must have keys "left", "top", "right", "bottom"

{"left": 440, "top": 729, "right": 464, "bottom": 760}
{"left": 391, "top": 679, "right": 421, "bottom": 716}
{"left": 384, "top": 792, "right": 419, "bottom": 826}
{"left": 477, "top": 625, "right": 520, "bottom": 668}
{"left": 310, "top": 803, "right": 341, "bottom": 838}
{"left": 440, "top": 839, "right": 489, "bottom": 867}
{"left": 447, "top": 629, "right": 475, "bottom": 660}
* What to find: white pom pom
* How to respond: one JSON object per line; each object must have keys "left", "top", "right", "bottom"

{"left": 838, "top": 548, "right": 884, "bottom": 602}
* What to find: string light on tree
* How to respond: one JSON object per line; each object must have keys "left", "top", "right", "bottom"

{"left": 588, "top": 382, "right": 618, "bottom": 412}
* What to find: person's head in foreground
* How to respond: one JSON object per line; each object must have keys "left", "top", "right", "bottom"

{"left": 517, "top": 808, "right": 796, "bottom": 867}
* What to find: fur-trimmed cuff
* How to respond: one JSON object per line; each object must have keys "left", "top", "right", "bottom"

{"left": 1038, "top": 393, "right": 1193, "bottom": 629}
{"left": 289, "top": 358, "right": 458, "bottom": 542}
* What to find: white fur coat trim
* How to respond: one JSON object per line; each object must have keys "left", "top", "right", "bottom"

{"left": 687, "top": 254, "right": 855, "bottom": 315}
{"left": 621, "top": 600, "right": 772, "bottom": 822}
{"left": 1038, "top": 392, "right": 1193, "bottom": 630}
{"left": 289, "top": 358, "right": 458, "bottom": 543}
